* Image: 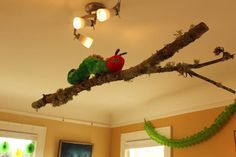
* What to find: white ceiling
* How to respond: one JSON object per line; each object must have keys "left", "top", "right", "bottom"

{"left": 0, "top": 0, "right": 236, "bottom": 127}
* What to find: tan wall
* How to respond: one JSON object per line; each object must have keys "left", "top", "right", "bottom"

{"left": 111, "top": 106, "right": 236, "bottom": 157}
{"left": 1, "top": 106, "right": 236, "bottom": 157}
{"left": 0, "top": 111, "right": 111, "bottom": 157}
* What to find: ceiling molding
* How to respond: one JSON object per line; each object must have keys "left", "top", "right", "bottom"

{"left": 0, "top": 108, "right": 110, "bottom": 128}
{"left": 110, "top": 99, "right": 233, "bottom": 128}
{"left": 0, "top": 98, "right": 234, "bottom": 128}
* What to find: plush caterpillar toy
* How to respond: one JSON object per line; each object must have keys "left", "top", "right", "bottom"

{"left": 67, "top": 49, "right": 127, "bottom": 85}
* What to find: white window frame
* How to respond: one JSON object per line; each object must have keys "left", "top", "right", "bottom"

{"left": 120, "top": 126, "right": 171, "bottom": 157}
{"left": 0, "top": 120, "right": 46, "bottom": 157}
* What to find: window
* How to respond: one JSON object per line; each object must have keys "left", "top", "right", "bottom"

{"left": 128, "top": 146, "right": 165, "bottom": 157}
{"left": 120, "top": 126, "right": 171, "bottom": 157}
{"left": 0, "top": 137, "right": 36, "bottom": 157}
{"left": 0, "top": 120, "right": 46, "bottom": 157}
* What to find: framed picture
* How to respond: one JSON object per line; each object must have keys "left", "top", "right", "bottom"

{"left": 58, "top": 140, "right": 93, "bottom": 157}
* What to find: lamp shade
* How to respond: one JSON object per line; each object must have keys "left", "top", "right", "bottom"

{"left": 96, "top": 8, "right": 111, "bottom": 22}
{"left": 73, "top": 17, "right": 86, "bottom": 29}
{"left": 78, "top": 34, "right": 94, "bottom": 48}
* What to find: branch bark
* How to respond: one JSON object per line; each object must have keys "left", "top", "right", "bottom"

{"left": 32, "top": 22, "right": 224, "bottom": 109}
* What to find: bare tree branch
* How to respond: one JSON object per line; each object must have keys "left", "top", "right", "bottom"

{"left": 32, "top": 22, "right": 234, "bottom": 110}
{"left": 141, "top": 51, "right": 235, "bottom": 94}
{"left": 188, "top": 51, "right": 234, "bottom": 69}
{"left": 187, "top": 70, "right": 236, "bottom": 94}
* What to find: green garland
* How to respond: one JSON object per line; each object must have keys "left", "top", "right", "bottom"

{"left": 144, "top": 102, "right": 236, "bottom": 148}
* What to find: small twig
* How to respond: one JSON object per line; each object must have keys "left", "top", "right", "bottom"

{"left": 189, "top": 52, "right": 234, "bottom": 69}
{"left": 145, "top": 61, "right": 236, "bottom": 95}
{"left": 145, "top": 51, "right": 235, "bottom": 94}
{"left": 149, "top": 50, "right": 234, "bottom": 73}
{"left": 187, "top": 70, "right": 236, "bottom": 94}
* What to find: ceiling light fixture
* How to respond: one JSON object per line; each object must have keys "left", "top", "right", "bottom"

{"left": 73, "top": 0, "right": 121, "bottom": 48}
{"left": 74, "top": 30, "right": 94, "bottom": 48}
{"left": 96, "top": 8, "right": 111, "bottom": 22}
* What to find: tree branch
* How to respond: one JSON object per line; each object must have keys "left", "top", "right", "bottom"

{"left": 187, "top": 70, "right": 235, "bottom": 94}
{"left": 32, "top": 22, "right": 216, "bottom": 109}
{"left": 141, "top": 51, "right": 235, "bottom": 94}
{"left": 147, "top": 50, "right": 235, "bottom": 93}
{"left": 188, "top": 51, "right": 234, "bottom": 69}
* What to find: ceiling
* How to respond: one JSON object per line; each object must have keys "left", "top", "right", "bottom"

{"left": 0, "top": 0, "right": 236, "bottom": 127}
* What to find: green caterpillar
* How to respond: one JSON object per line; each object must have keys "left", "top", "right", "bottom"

{"left": 67, "top": 55, "right": 108, "bottom": 85}
{"left": 67, "top": 49, "right": 127, "bottom": 85}
{"left": 144, "top": 102, "right": 236, "bottom": 148}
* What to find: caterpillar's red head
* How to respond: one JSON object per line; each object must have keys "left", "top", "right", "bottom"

{"left": 107, "top": 49, "right": 127, "bottom": 72}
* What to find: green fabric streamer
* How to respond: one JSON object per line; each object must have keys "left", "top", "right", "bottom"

{"left": 144, "top": 102, "right": 236, "bottom": 148}
{"left": 0, "top": 141, "right": 9, "bottom": 153}
{"left": 26, "top": 143, "right": 35, "bottom": 154}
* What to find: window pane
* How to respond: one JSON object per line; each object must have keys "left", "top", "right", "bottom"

{"left": 0, "top": 137, "right": 36, "bottom": 157}
{"left": 128, "top": 146, "right": 164, "bottom": 157}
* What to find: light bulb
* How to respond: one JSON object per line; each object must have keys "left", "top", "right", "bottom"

{"left": 73, "top": 17, "right": 85, "bottom": 29}
{"left": 96, "top": 8, "right": 111, "bottom": 22}
{"left": 79, "top": 35, "right": 94, "bottom": 48}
